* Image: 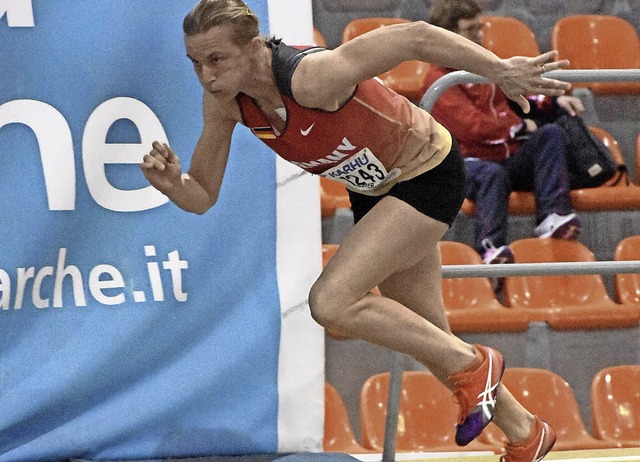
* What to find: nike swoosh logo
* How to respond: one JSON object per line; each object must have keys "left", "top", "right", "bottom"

{"left": 300, "top": 123, "right": 315, "bottom": 136}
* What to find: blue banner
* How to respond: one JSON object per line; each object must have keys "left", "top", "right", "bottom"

{"left": 0, "top": 1, "right": 317, "bottom": 461}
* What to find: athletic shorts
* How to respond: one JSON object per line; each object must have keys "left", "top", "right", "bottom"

{"left": 348, "top": 139, "right": 466, "bottom": 226}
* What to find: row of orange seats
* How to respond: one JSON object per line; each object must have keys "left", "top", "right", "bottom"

{"left": 316, "top": 14, "right": 640, "bottom": 101}
{"left": 325, "top": 365, "right": 640, "bottom": 454}
{"left": 323, "top": 235, "right": 640, "bottom": 333}
{"left": 320, "top": 129, "right": 640, "bottom": 217}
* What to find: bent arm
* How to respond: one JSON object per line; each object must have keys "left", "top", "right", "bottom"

{"left": 141, "top": 93, "right": 237, "bottom": 215}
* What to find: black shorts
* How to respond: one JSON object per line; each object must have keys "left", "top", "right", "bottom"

{"left": 348, "top": 139, "right": 466, "bottom": 226}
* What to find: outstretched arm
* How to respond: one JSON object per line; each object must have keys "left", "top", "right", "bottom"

{"left": 293, "top": 21, "right": 570, "bottom": 113}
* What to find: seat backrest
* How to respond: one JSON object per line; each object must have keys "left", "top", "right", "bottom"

{"left": 313, "top": 27, "right": 328, "bottom": 48}
{"left": 320, "top": 177, "right": 351, "bottom": 218}
{"left": 591, "top": 365, "right": 640, "bottom": 441}
{"left": 636, "top": 132, "right": 640, "bottom": 182}
{"left": 504, "top": 238, "right": 612, "bottom": 308}
{"left": 613, "top": 235, "right": 640, "bottom": 304}
{"left": 324, "top": 382, "right": 369, "bottom": 452}
{"left": 552, "top": 15, "right": 640, "bottom": 70}
{"left": 481, "top": 15, "right": 541, "bottom": 58}
{"left": 341, "top": 17, "right": 431, "bottom": 101}
{"left": 360, "top": 371, "right": 459, "bottom": 451}
{"left": 342, "top": 16, "right": 410, "bottom": 42}
{"left": 438, "top": 241, "right": 504, "bottom": 310}
{"left": 481, "top": 368, "right": 592, "bottom": 444}
{"left": 588, "top": 125, "right": 627, "bottom": 187}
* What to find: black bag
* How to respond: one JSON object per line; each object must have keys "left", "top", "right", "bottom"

{"left": 554, "top": 114, "right": 619, "bottom": 189}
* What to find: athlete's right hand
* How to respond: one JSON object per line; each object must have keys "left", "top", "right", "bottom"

{"left": 140, "top": 141, "right": 183, "bottom": 193}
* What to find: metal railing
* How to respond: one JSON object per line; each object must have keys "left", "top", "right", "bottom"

{"left": 379, "top": 68, "right": 640, "bottom": 462}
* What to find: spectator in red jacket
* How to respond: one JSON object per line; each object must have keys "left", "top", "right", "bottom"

{"left": 424, "top": 0, "right": 583, "bottom": 266}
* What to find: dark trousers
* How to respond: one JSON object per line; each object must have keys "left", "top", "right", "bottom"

{"left": 465, "top": 124, "right": 574, "bottom": 254}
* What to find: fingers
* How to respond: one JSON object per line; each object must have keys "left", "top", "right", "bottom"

{"left": 141, "top": 141, "right": 178, "bottom": 171}
{"left": 533, "top": 50, "right": 558, "bottom": 66}
{"left": 514, "top": 95, "right": 531, "bottom": 114}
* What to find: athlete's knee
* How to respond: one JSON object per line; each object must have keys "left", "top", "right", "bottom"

{"left": 308, "top": 279, "right": 341, "bottom": 329}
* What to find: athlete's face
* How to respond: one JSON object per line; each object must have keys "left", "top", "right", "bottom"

{"left": 185, "top": 25, "right": 253, "bottom": 98}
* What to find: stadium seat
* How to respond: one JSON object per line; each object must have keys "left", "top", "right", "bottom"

{"left": 325, "top": 382, "right": 373, "bottom": 453}
{"left": 360, "top": 371, "right": 499, "bottom": 453}
{"left": 481, "top": 16, "right": 541, "bottom": 58}
{"left": 613, "top": 235, "right": 640, "bottom": 305}
{"left": 504, "top": 238, "right": 640, "bottom": 329}
{"left": 551, "top": 15, "right": 640, "bottom": 95}
{"left": 590, "top": 365, "right": 640, "bottom": 447}
{"left": 320, "top": 177, "right": 351, "bottom": 218}
{"left": 461, "top": 126, "right": 640, "bottom": 216}
{"left": 341, "top": 17, "right": 431, "bottom": 102}
{"left": 479, "top": 368, "right": 619, "bottom": 450}
{"left": 313, "top": 27, "right": 328, "bottom": 47}
{"left": 637, "top": 131, "right": 640, "bottom": 180}
{"left": 438, "top": 241, "right": 535, "bottom": 332}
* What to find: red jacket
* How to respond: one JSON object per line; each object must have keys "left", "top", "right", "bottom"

{"left": 423, "top": 65, "right": 524, "bottom": 161}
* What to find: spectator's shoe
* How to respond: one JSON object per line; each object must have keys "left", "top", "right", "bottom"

{"left": 481, "top": 239, "right": 514, "bottom": 291}
{"left": 482, "top": 239, "right": 515, "bottom": 265}
{"left": 535, "top": 213, "right": 581, "bottom": 239}
{"left": 449, "top": 344, "right": 505, "bottom": 446}
{"left": 501, "top": 417, "right": 556, "bottom": 462}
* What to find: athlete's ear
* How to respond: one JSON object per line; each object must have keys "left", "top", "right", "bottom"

{"left": 248, "top": 36, "right": 264, "bottom": 53}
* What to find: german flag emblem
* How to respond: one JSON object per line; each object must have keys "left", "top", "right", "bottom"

{"left": 251, "top": 126, "right": 276, "bottom": 139}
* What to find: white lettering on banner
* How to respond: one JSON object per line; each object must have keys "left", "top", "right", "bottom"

{"left": 83, "top": 97, "right": 169, "bottom": 212}
{"left": 0, "top": 0, "right": 34, "bottom": 27}
{"left": 0, "top": 247, "right": 189, "bottom": 310}
{"left": 0, "top": 98, "right": 170, "bottom": 212}
{"left": 0, "top": 100, "right": 76, "bottom": 210}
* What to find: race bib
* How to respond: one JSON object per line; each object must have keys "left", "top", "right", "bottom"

{"left": 320, "top": 148, "right": 399, "bottom": 193}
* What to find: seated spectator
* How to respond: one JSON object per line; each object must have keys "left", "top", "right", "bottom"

{"left": 424, "top": 0, "right": 584, "bottom": 265}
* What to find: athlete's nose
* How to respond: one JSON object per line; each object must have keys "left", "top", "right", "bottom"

{"left": 200, "top": 64, "right": 217, "bottom": 84}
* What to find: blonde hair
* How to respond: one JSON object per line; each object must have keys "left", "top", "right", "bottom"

{"left": 183, "top": 0, "right": 260, "bottom": 46}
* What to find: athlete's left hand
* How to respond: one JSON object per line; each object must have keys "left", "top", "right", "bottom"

{"left": 497, "top": 50, "right": 571, "bottom": 114}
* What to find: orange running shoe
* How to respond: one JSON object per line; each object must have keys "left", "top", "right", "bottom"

{"left": 501, "top": 417, "right": 556, "bottom": 462}
{"left": 449, "top": 344, "right": 505, "bottom": 446}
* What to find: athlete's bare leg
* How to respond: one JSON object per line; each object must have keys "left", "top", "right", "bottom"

{"left": 309, "top": 196, "right": 533, "bottom": 443}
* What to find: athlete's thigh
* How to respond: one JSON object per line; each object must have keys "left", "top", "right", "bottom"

{"left": 317, "top": 195, "right": 449, "bottom": 305}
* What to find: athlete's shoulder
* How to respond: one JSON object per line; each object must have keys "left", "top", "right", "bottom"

{"left": 268, "top": 37, "right": 326, "bottom": 99}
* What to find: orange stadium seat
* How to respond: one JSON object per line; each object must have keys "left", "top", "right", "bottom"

{"left": 461, "top": 126, "right": 640, "bottom": 216}
{"left": 324, "top": 382, "right": 373, "bottom": 453}
{"left": 551, "top": 15, "right": 640, "bottom": 95}
{"left": 313, "top": 27, "right": 328, "bottom": 48}
{"left": 320, "top": 177, "right": 351, "bottom": 218}
{"left": 480, "top": 368, "right": 619, "bottom": 451}
{"left": 439, "top": 241, "right": 534, "bottom": 332}
{"left": 591, "top": 365, "right": 640, "bottom": 447}
{"left": 613, "top": 235, "right": 640, "bottom": 305}
{"left": 637, "top": 132, "right": 640, "bottom": 179}
{"left": 481, "top": 16, "right": 541, "bottom": 58}
{"left": 360, "top": 371, "right": 499, "bottom": 453}
{"left": 504, "top": 238, "right": 640, "bottom": 329}
{"left": 342, "top": 17, "right": 430, "bottom": 102}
